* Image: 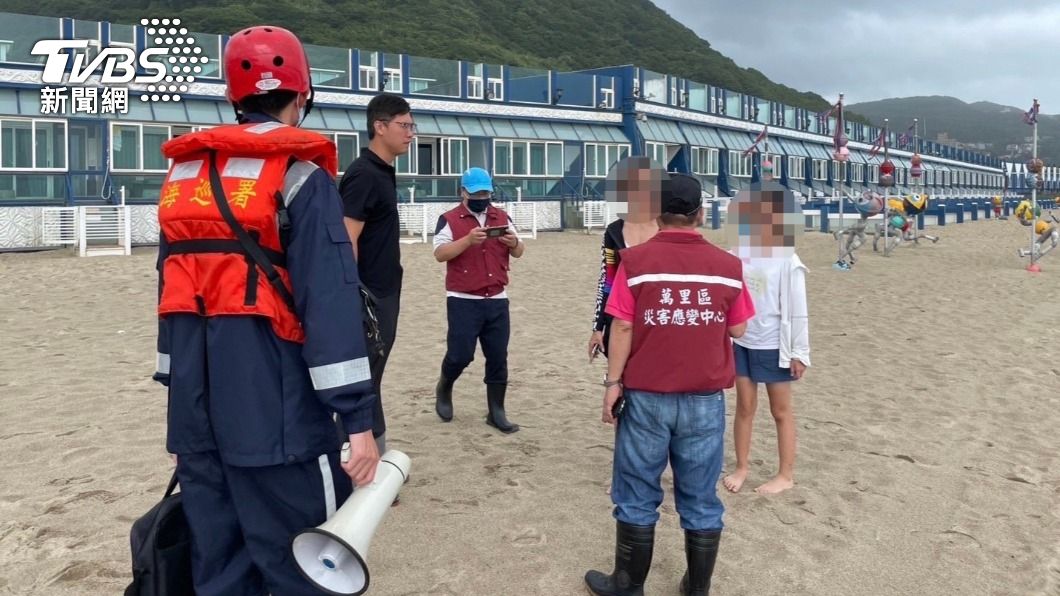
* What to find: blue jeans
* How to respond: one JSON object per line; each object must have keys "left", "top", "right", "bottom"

{"left": 611, "top": 389, "right": 726, "bottom": 531}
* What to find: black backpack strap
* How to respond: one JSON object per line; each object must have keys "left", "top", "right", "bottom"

{"left": 206, "top": 150, "right": 297, "bottom": 314}
{"left": 164, "top": 469, "right": 179, "bottom": 498}
{"left": 274, "top": 156, "right": 297, "bottom": 250}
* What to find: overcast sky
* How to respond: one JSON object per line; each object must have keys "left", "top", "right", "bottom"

{"left": 650, "top": 0, "right": 1056, "bottom": 113}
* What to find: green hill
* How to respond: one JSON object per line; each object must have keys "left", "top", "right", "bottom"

{"left": 848, "top": 96, "right": 1059, "bottom": 164}
{"left": 6, "top": 0, "right": 851, "bottom": 118}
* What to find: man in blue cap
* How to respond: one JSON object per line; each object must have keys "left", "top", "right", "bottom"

{"left": 432, "top": 167, "right": 525, "bottom": 432}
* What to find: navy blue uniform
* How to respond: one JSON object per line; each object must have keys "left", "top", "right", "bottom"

{"left": 153, "top": 113, "right": 376, "bottom": 595}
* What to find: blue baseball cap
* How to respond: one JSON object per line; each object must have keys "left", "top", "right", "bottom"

{"left": 461, "top": 167, "right": 493, "bottom": 193}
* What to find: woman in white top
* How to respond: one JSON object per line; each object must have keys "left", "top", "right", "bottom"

{"left": 723, "top": 185, "right": 810, "bottom": 495}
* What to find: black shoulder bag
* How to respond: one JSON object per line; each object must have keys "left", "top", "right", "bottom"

{"left": 124, "top": 472, "right": 193, "bottom": 595}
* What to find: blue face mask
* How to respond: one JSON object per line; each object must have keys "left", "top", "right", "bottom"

{"left": 467, "top": 198, "right": 490, "bottom": 213}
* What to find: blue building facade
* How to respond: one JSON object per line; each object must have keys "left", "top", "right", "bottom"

{"left": 0, "top": 11, "right": 1013, "bottom": 247}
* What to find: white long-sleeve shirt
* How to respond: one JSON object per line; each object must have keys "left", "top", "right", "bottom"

{"left": 732, "top": 253, "right": 811, "bottom": 367}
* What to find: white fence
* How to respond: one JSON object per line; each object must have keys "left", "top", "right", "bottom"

{"left": 502, "top": 202, "right": 538, "bottom": 240}
{"left": 41, "top": 207, "right": 78, "bottom": 246}
{"left": 397, "top": 203, "right": 428, "bottom": 244}
{"left": 39, "top": 205, "right": 131, "bottom": 257}
{"left": 583, "top": 200, "right": 608, "bottom": 232}
{"left": 79, "top": 205, "right": 132, "bottom": 257}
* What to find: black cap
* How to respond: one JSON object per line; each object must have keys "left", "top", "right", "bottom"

{"left": 661, "top": 173, "right": 703, "bottom": 216}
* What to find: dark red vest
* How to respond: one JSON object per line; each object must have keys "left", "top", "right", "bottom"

{"left": 620, "top": 231, "right": 745, "bottom": 393}
{"left": 443, "top": 204, "right": 511, "bottom": 297}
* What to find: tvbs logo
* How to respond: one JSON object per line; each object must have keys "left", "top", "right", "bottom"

{"left": 30, "top": 40, "right": 168, "bottom": 85}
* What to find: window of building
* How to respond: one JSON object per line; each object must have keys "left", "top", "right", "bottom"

{"left": 495, "top": 140, "right": 563, "bottom": 177}
{"left": 812, "top": 159, "right": 828, "bottom": 181}
{"left": 584, "top": 142, "right": 630, "bottom": 177}
{"left": 691, "top": 147, "right": 718, "bottom": 176}
{"left": 1, "top": 118, "right": 67, "bottom": 170}
{"left": 729, "top": 150, "right": 752, "bottom": 178}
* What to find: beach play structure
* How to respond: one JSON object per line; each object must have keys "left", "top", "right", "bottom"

{"left": 897, "top": 195, "right": 940, "bottom": 245}
{"left": 833, "top": 190, "right": 883, "bottom": 269}
{"left": 1015, "top": 199, "right": 1059, "bottom": 261}
{"left": 872, "top": 196, "right": 939, "bottom": 256}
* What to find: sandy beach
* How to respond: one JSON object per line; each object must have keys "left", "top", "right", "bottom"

{"left": 1, "top": 216, "right": 1058, "bottom": 595}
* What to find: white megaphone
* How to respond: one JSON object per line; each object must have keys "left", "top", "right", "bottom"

{"left": 291, "top": 448, "right": 410, "bottom": 595}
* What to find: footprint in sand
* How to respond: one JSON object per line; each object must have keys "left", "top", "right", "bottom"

{"left": 410, "top": 476, "right": 437, "bottom": 488}
{"left": 1004, "top": 475, "right": 1036, "bottom": 486}
{"left": 507, "top": 526, "right": 545, "bottom": 547}
{"left": 94, "top": 567, "right": 128, "bottom": 580}
{"left": 517, "top": 441, "right": 541, "bottom": 457}
{"left": 70, "top": 489, "right": 121, "bottom": 504}
{"left": 770, "top": 504, "right": 816, "bottom": 526}
{"left": 504, "top": 477, "right": 537, "bottom": 492}
{"left": 483, "top": 462, "right": 532, "bottom": 476}
{"left": 64, "top": 446, "right": 101, "bottom": 461}
{"left": 460, "top": 436, "right": 489, "bottom": 457}
{"left": 0, "top": 431, "right": 44, "bottom": 441}
{"left": 42, "top": 501, "right": 68, "bottom": 515}
{"left": 49, "top": 561, "right": 96, "bottom": 584}
{"left": 939, "top": 529, "right": 982, "bottom": 549}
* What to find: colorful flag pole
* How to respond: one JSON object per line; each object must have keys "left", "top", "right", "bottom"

{"left": 1027, "top": 98, "right": 1041, "bottom": 272}
{"left": 743, "top": 125, "right": 768, "bottom": 157}
{"left": 873, "top": 119, "right": 899, "bottom": 255}
{"left": 834, "top": 94, "right": 847, "bottom": 251}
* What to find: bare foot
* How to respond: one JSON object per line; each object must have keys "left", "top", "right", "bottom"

{"left": 722, "top": 469, "right": 748, "bottom": 493}
{"left": 754, "top": 475, "right": 794, "bottom": 494}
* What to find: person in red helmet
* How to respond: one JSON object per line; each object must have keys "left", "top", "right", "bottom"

{"left": 150, "top": 25, "right": 381, "bottom": 594}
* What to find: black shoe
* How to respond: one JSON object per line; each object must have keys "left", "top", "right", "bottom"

{"left": 435, "top": 375, "right": 455, "bottom": 422}
{"left": 678, "top": 529, "right": 721, "bottom": 596}
{"left": 485, "top": 383, "right": 519, "bottom": 433}
{"left": 584, "top": 521, "right": 655, "bottom": 596}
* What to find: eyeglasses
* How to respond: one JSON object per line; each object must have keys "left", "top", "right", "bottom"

{"left": 383, "top": 120, "right": 417, "bottom": 133}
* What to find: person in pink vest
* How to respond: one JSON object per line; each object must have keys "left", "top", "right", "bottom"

{"left": 584, "top": 173, "right": 755, "bottom": 596}
{"left": 432, "top": 167, "right": 525, "bottom": 432}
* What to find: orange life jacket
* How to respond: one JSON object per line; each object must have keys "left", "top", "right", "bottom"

{"left": 156, "top": 120, "right": 337, "bottom": 344}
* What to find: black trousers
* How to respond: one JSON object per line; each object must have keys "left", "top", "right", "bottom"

{"left": 370, "top": 291, "right": 400, "bottom": 439}
{"left": 441, "top": 297, "right": 510, "bottom": 385}
{"left": 175, "top": 450, "right": 352, "bottom": 596}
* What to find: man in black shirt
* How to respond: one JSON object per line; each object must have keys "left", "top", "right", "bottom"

{"left": 340, "top": 93, "right": 415, "bottom": 453}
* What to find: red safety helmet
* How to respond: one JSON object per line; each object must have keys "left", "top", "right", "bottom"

{"left": 223, "top": 25, "right": 312, "bottom": 108}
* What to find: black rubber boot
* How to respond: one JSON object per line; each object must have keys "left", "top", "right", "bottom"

{"left": 485, "top": 383, "right": 519, "bottom": 433}
{"left": 678, "top": 529, "right": 721, "bottom": 595}
{"left": 435, "top": 374, "right": 455, "bottom": 422}
{"left": 584, "top": 521, "right": 655, "bottom": 596}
